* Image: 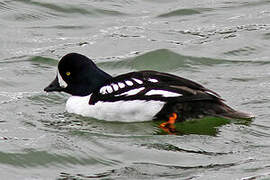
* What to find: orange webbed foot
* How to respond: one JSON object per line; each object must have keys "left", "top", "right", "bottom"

{"left": 159, "top": 113, "right": 178, "bottom": 134}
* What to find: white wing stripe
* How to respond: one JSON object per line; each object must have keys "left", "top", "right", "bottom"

{"left": 206, "top": 91, "right": 218, "bottom": 97}
{"left": 115, "top": 87, "right": 145, "bottom": 97}
{"left": 106, "top": 86, "right": 113, "bottom": 93}
{"left": 118, "top": 82, "right": 125, "bottom": 88}
{"left": 112, "top": 84, "right": 119, "bottom": 91}
{"left": 145, "top": 90, "right": 182, "bottom": 97}
{"left": 125, "top": 80, "right": 133, "bottom": 86}
{"left": 100, "top": 86, "right": 107, "bottom": 94}
{"left": 132, "top": 78, "right": 143, "bottom": 84}
{"left": 148, "top": 78, "right": 158, "bottom": 83}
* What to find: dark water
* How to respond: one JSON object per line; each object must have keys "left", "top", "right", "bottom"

{"left": 1, "top": 0, "right": 270, "bottom": 179}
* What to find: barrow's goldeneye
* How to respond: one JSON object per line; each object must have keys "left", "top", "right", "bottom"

{"left": 44, "top": 53, "right": 253, "bottom": 131}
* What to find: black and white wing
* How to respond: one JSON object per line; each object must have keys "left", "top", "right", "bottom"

{"left": 89, "top": 70, "right": 222, "bottom": 105}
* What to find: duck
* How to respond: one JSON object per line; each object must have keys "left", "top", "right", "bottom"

{"left": 44, "top": 53, "right": 253, "bottom": 132}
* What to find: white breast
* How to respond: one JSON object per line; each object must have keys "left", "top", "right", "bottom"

{"left": 65, "top": 95, "right": 165, "bottom": 122}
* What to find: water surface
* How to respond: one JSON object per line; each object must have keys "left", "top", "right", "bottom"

{"left": 1, "top": 0, "right": 270, "bottom": 179}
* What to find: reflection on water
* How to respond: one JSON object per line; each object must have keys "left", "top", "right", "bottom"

{"left": 155, "top": 117, "right": 232, "bottom": 136}
{"left": 0, "top": 0, "right": 270, "bottom": 179}
{"left": 0, "top": 150, "right": 102, "bottom": 167}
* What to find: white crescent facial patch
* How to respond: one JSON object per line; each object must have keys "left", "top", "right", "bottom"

{"left": 57, "top": 70, "right": 68, "bottom": 88}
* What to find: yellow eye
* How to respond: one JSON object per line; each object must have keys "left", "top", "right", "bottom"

{"left": 66, "top": 72, "right": 71, "bottom": 76}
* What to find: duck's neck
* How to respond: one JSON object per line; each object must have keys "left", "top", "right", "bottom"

{"left": 96, "top": 68, "right": 112, "bottom": 82}
{"left": 80, "top": 67, "right": 112, "bottom": 96}
{"left": 91, "top": 67, "right": 112, "bottom": 87}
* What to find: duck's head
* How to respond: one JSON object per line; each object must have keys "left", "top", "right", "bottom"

{"left": 44, "top": 53, "right": 112, "bottom": 96}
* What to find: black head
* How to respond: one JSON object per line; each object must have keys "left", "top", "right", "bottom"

{"left": 44, "top": 53, "right": 112, "bottom": 96}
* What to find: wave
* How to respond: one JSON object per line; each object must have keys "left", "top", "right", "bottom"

{"left": 158, "top": 8, "right": 213, "bottom": 17}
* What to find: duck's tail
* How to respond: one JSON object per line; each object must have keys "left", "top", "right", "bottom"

{"left": 214, "top": 102, "right": 254, "bottom": 120}
{"left": 156, "top": 100, "right": 254, "bottom": 121}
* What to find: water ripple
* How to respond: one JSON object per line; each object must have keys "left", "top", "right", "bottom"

{"left": 2, "top": 0, "right": 126, "bottom": 22}
{"left": 0, "top": 0, "right": 269, "bottom": 179}
{"left": 58, "top": 158, "right": 254, "bottom": 179}
{"left": 158, "top": 8, "right": 213, "bottom": 17}
{"left": 140, "top": 143, "right": 229, "bottom": 155}
{"left": 98, "top": 49, "right": 270, "bottom": 73}
{"left": 0, "top": 150, "right": 113, "bottom": 167}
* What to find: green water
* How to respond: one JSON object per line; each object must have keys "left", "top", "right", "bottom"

{"left": 0, "top": 0, "right": 270, "bottom": 179}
